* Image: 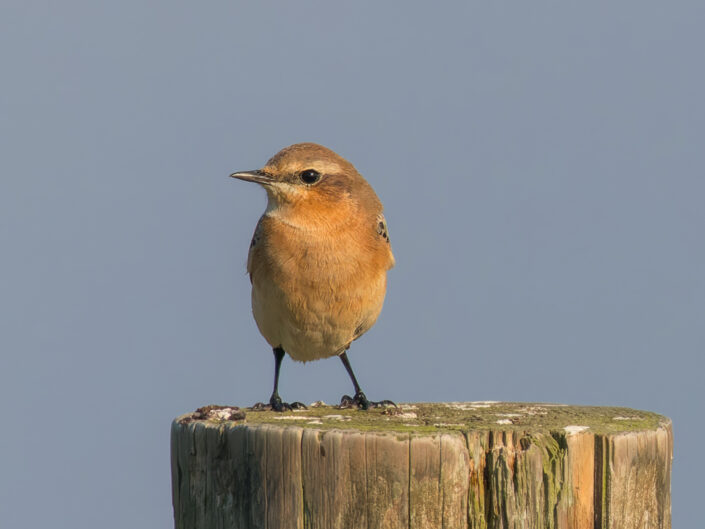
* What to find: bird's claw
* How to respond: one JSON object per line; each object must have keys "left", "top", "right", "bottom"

{"left": 339, "top": 394, "right": 356, "bottom": 409}
{"left": 339, "top": 392, "right": 396, "bottom": 410}
{"left": 250, "top": 396, "right": 307, "bottom": 412}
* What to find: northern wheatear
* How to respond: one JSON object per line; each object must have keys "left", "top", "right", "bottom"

{"left": 230, "top": 143, "right": 395, "bottom": 411}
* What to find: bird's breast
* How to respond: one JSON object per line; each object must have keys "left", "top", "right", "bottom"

{"left": 248, "top": 216, "right": 389, "bottom": 362}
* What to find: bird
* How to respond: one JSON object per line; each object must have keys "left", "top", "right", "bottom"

{"left": 230, "top": 143, "right": 395, "bottom": 411}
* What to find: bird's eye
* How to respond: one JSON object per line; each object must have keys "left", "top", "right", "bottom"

{"left": 299, "top": 169, "right": 321, "bottom": 184}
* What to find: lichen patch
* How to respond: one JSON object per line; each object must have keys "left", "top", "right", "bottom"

{"left": 323, "top": 414, "right": 352, "bottom": 422}
{"left": 564, "top": 425, "right": 590, "bottom": 435}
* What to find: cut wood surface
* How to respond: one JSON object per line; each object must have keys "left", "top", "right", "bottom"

{"left": 171, "top": 402, "right": 672, "bottom": 529}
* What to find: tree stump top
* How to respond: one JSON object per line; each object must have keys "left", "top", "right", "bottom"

{"left": 175, "top": 401, "right": 669, "bottom": 436}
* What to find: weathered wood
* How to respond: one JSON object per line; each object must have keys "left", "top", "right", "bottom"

{"left": 364, "top": 430, "right": 409, "bottom": 528}
{"left": 596, "top": 427, "right": 673, "bottom": 528}
{"left": 171, "top": 402, "right": 672, "bottom": 529}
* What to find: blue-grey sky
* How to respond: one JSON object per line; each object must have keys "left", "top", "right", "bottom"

{"left": 1, "top": 1, "right": 702, "bottom": 527}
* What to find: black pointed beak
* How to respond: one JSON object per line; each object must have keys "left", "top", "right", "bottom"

{"left": 229, "top": 170, "right": 274, "bottom": 185}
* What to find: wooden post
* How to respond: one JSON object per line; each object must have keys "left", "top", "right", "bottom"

{"left": 170, "top": 402, "right": 672, "bottom": 529}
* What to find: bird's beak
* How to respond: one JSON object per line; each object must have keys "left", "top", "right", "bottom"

{"left": 229, "top": 170, "right": 274, "bottom": 185}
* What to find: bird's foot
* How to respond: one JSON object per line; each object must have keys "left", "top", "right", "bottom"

{"left": 250, "top": 395, "right": 307, "bottom": 412}
{"left": 339, "top": 391, "right": 396, "bottom": 410}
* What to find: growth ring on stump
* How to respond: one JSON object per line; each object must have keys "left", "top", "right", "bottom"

{"left": 171, "top": 402, "right": 672, "bottom": 529}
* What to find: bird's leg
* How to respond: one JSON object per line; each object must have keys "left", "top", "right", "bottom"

{"left": 339, "top": 349, "right": 367, "bottom": 408}
{"left": 252, "top": 347, "right": 307, "bottom": 412}
{"left": 338, "top": 350, "right": 396, "bottom": 410}
{"left": 269, "top": 346, "right": 287, "bottom": 410}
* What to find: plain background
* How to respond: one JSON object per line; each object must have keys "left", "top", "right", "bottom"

{"left": 2, "top": 1, "right": 702, "bottom": 527}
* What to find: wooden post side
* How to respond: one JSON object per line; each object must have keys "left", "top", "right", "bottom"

{"left": 604, "top": 422, "right": 673, "bottom": 529}
{"left": 170, "top": 403, "right": 672, "bottom": 529}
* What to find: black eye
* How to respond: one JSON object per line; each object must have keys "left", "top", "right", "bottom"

{"left": 299, "top": 169, "right": 321, "bottom": 184}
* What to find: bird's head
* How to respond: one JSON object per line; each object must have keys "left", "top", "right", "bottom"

{"left": 230, "top": 143, "right": 381, "bottom": 221}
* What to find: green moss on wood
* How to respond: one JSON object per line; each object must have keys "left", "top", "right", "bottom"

{"left": 175, "top": 402, "right": 668, "bottom": 437}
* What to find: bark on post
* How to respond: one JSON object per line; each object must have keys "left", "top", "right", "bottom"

{"left": 171, "top": 402, "right": 672, "bottom": 529}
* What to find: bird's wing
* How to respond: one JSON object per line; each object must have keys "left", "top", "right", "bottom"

{"left": 246, "top": 216, "right": 265, "bottom": 280}
{"left": 377, "top": 213, "right": 391, "bottom": 244}
{"left": 376, "top": 213, "right": 391, "bottom": 244}
{"left": 375, "top": 212, "right": 395, "bottom": 269}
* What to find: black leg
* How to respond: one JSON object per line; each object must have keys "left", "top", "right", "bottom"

{"left": 269, "top": 346, "right": 286, "bottom": 410}
{"left": 251, "top": 347, "right": 307, "bottom": 412}
{"left": 339, "top": 350, "right": 363, "bottom": 394}
{"left": 339, "top": 350, "right": 396, "bottom": 410}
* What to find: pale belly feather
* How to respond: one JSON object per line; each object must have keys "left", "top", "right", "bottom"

{"left": 250, "top": 238, "right": 387, "bottom": 362}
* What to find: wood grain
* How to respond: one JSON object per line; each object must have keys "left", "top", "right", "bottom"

{"left": 171, "top": 403, "right": 672, "bottom": 529}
